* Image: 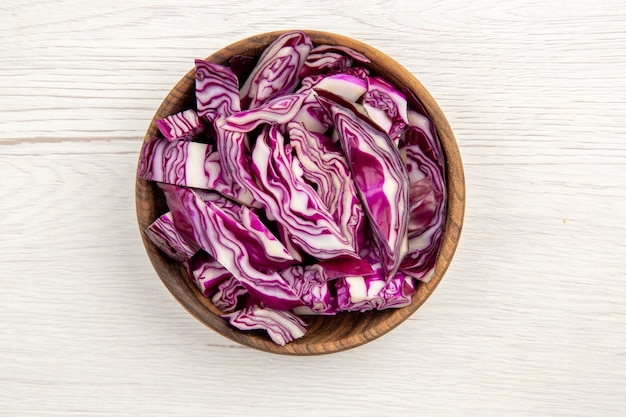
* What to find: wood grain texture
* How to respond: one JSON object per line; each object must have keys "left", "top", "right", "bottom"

{"left": 2, "top": 0, "right": 626, "bottom": 415}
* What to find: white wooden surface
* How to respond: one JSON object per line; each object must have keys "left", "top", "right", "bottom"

{"left": 2, "top": 0, "right": 625, "bottom": 415}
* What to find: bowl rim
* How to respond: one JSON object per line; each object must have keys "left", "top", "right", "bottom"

{"left": 135, "top": 29, "right": 465, "bottom": 355}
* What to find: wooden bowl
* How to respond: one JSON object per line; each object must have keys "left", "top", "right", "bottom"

{"left": 135, "top": 30, "right": 465, "bottom": 355}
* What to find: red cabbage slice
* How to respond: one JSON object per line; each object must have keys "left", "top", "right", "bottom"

{"left": 399, "top": 125, "right": 446, "bottom": 283}
{"left": 138, "top": 136, "right": 252, "bottom": 205}
{"left": 146, "top": 212, "right": 200, "bottom": 262}
{"left": 212, "top": 275, "right": 249, "bottom": 312}
{"left": 275, "top": 223, "right": 304, "bottom": 263}
{"left": 250, "top": 124, "right": 357, "bottom": 259}
{"left": 160, "top": 184, "right": 302, "bottom": 310}
{"left": 138, "top": 136, "right": 211, "bottom": 187}
{"left": 315, "top": 89, "right": 386, "bottom": 135}
{"left": 401, "top": 226, "right": 443, "bottom": 283}
{"left": 190, "top": 189, "right": 298, "bottom": 270}
{"left": 315, "top": 73, "right": 368, "bottom": 102}
{"left": 213, "top": 120, "right": 267, "bottom": 200}
{"left": 406, "top": 110, "right": 445, "bottom": 174}
{"left": 336, "top": 269, "right": 416, "bottom": 312}
{"left": 291, "top": 91, "right": 332, "bottom": 133}
{"left": 397, "top": 88, "right": 446, "bottom": 282}
{"left": 228, "top": 54, "right": 256, "bottom": 81}
{"left": 240, "top": 31, "right": 313, "bottom": 109}
{"left": 316, "top": 256, "right": 373, "bottom": 280}
{"left": 195, "top": 60, "right": 241, "bottom": 122}
{"left": 319, "top": 96, "right": 410, "bottom": 277}
{"left": 156, "top": 109, "right": 206, "bottom": 142}
{"left": 299, "top": 44, "right": 370, "bottom": 78}
{"left": 221, "top": 93, "right": 307, "bottom": 133}
{"left": 183, "top": 250, "right": 232, "bottom": 297}
{"left": 291, "top": 73, "right": 368, "bottom": 133}
{"left": 403, "top": 127, "right": 446, "bottom": 238}
{"left": 362, "top": 76, "right": 409, "bottom": 144}
{"left": 335, "top": 250, "right": 416, "bottom": 312}
{"left": 280, "top": 264, "right": 336, "bottom": 315}
{"left": 406, "top": 174, "right": 439, "bottom": 237}
{"left": 403, "top": 88, "right": 445, "bottom": 174}
{"left": 222, "top": 305, "right": 307, "bottom": 346}
{"left": 288, "top": 122, "right": 365, "bottom": 252}
{"left": 298, "top": 72, "right": 367, "bottom": 102}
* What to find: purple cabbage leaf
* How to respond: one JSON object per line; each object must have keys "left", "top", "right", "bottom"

{"left": 298, "top": 72, "right": 367, "bottom": 102}
{"left": 240, "top": 31, "right": 313, "bottom": 110}
{"left": 362, "top": 76, "right": 409, "bottom": 144}
{"left": 396, "top": 88, "right": 446, "bottom": 282}
{"left": 145, "top": 211, "right": 200, "bottom": 262}
{"left": 291, "top": 72, "right": 368, "bottom": 133}
{"left": 160, "top": 184, "right": 302, "bottom": 310}
{"left": 291, "top": 91, "right": 332, "bottom": 134}
{"left": 335, "top": 247, "right": 416, "bottom": 312}
{"left": 189, "top": 189, "right": 299, "bottom": 270}
{"left": 156, "top": 109, "right": 206, "bottom": 142}
{"left": 287, "top": 121, "right": 365, "bottom": 252}
{"left": 212, "top": 275, "right": 249, "bottom": 312}
{"left": 195, "top": 60, "right": 241, "bottom": 122}
{"left": 280, "top": 264, "right": 336, "bottom": 315}
{"left": 399, "top": 127, "right": 446, "bottom": 283}
{"left": 183, "top": 250, "right": 232, "bottom": 297}
{"left": 299, "top": 43, "right": 370, "bottom": 78}
{"left": 213, "top": 119, "right": 268, "bottom": 207}
{"left": 138, "top": 136, "right": 253, "bottom": 205}
{"left": 250, "top": 124, "right": 357, "bottom": 260}
{"left": 318, "top": 95, "right": 410, "bottom": 277}
{"left": 336, "top": 267, "right": 416, "bottom": 312}
{"left": 222, "top": 304, "right": 307, "bottom": 346}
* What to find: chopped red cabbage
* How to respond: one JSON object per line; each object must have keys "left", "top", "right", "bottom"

{"left": 279, "top": 264, "right": 336, "bottom": 315}
{"left": 156, "top": 109, "right": 206, "bottom": 142}
{"left": 221, "top": 93, "right": 307, "bottom": 133}
{"left": 240, "top": 31, "right": 313, "bottom": 109}
{"left": 160, "top": 184, "right": 302, "bottom": 310}
{"left": 336, "top": 269, "right": 416, "bottom": 312}
{"left": 287, "top": 122, "right": 365, "bottom": 252}
{"left": 195, "top": 60, "right": 241, "bottom": 122}
{"left": 298, "top": 72, "right": 367, "bottom": 102}
{"left": 399, "top": 126, "right": 446, "bottom": 283}
{"left": 250, "top": 124, "right": 356, "bottom": 259}
{"left": 183, "top": 251, "right": 232, "bottom": 297}
{"left": 222, "top": 305, "right": 307, "bottom": 346}
{"left": 291, "top": 91, "right": 332, "bottom": 133}
{"left": 140, "top": 32, "right": 448, "bottom": 344}
{"left": 300, "top": 43, "right": 370, "bottom": 78}
{"left": 137, "top": 136, "right": 252, "bottom": 205}
{"left": 146, "top": 212, "right": 199, "bottom": 262}
{"left": 318, "top": 95, "right": 410, "bottom": 277}
{"left": 186, "top": 188, "right": 297, "bottom": 270}
{"left": 212, "top": 275, "right": 249, "bottom": 312}
{"left": 213, "top": 121, "right": 266, "bottom": 204}
{"left": 363, "top": 76, "right": 409, "bottom": 144}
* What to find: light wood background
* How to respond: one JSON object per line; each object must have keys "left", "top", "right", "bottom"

{"left": 2, "top": 0, "right": 625, "bottom": 415}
